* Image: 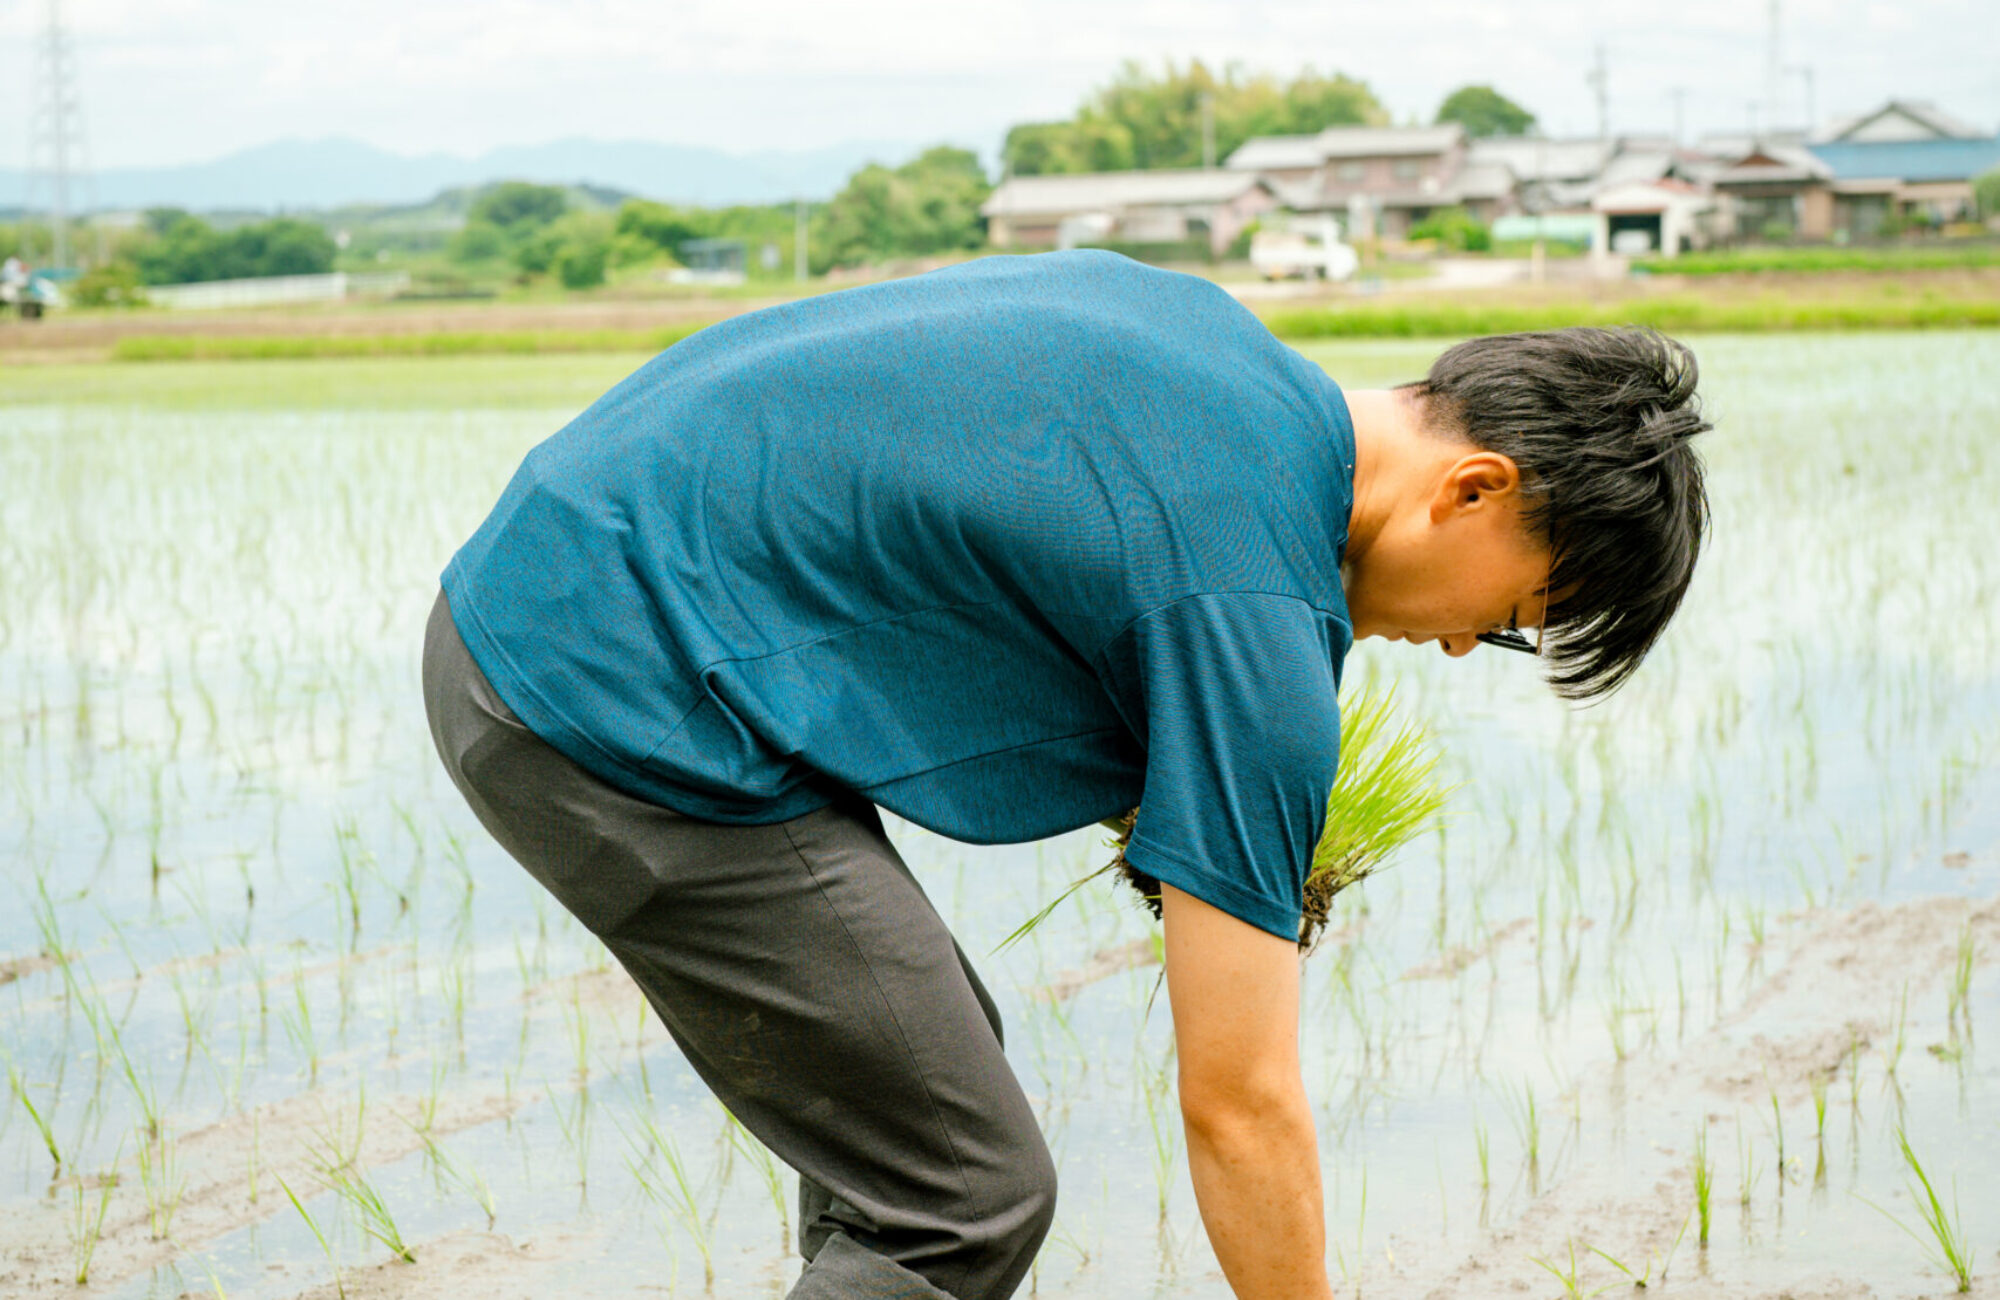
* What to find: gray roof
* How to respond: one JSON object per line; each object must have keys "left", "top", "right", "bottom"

{"left": 1695, "top": 130, "right": 1807, "bottom": 160}
{"left": 981, "top": 169, "right": 1268, "bottom": 218}
{"left": 1223, "top": 134, "right": 1324, "bottom": 171}
{"left": 1713, "top": 143, "right": 1834, "bottom": 185}
{"left": 1466, "top": 136, "right": 1608, "bottom": 181}
{"left": 1598, "top": 151, "right": 1675, "bottom": 187}
{"left": 1453, "top": 160, "right": 1517, "bottom": 200}
{"left": 1314, "top": 123, "right": 1463, "bottom": 157}
{"left": 1820, "top": 100, "right": 1988, "bottom": 143}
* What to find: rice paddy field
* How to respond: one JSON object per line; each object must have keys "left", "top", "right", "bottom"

{"left": 2, "top": 332, "right": 1996, "bottom": 1299}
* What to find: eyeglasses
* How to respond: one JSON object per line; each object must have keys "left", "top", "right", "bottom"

{"left": 1475, "top": 625, "right": 1542, "bottom": 656}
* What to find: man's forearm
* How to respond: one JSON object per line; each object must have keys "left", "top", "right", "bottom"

{"left": 1183, "top": 1083, "right": 1333, "bottom": 1300}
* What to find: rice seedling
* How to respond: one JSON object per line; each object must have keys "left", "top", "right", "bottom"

{"left": 622, "top": 1108, "right": 716, "bottom": 1287}
{"left": 1946, "top": 921, "right": 1975, "bottom": 1036}
{"left": 6, "top": 1065, "right": 62, "bottom": 1175}
{"left": 1005, "top": 686, "right": 1446, "bottom": 954}
{"left": 68, "top": 1162, "right": 119, "bottom": 1284}
{"left": 277, "top": 1174, "right": 347, "bottom": 1300}
{"left": 1860, "top": 1128, "right": 1975, "bottom": 1292}
{"left": 545, "top": 1083, "right": 592, "bottom": 1190}
{"left": 723, "top": 1107, "right": 789, "bottom": 1244}
{"left": 1505, "top": 1081, "right": 1541, "bottom": 1194}
{"left": 1691, "top": 1126, "right": 1713, "bottom": 1248}
{"left": 1737, "top": 1120, "right": 1759, "bottom": 1211}
{"left": 316, "top": 1158, "right": 417, "bottom": 1264}
{"left": 1529, "top": 1238, "right": 1611, "bottom": 1299}
{"left": 134, "top": 1126, "right": 186, "bottom": 1239}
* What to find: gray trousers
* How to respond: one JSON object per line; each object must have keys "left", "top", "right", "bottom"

{"left": 422, "top": 593, "right": 1056, "bottom": 1299}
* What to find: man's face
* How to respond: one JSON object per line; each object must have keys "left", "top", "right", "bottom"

{"left": 1345, "top": 451, "right": 1556, "bottom": 658}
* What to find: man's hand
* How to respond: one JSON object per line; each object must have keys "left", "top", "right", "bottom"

{"left": 1162, "top": 883, "right": 1333, "bottom": 1300}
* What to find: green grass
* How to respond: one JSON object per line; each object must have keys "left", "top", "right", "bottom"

{"left": 109, "top": 321, "right": 712, "bottom": 362}
{"left": 1633, "top": 243, "right": 2000, "bottom": 276}
{"left": 1262, "top": 292, "right": 2000, "bottom": 339}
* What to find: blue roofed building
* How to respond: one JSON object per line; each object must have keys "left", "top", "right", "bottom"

{"left": 1805, "top": 101, "right": 2000, "bottom": 237}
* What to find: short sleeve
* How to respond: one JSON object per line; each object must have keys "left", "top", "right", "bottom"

{"left": 1096, "top": 592, "right": 1351, "bottom": 940}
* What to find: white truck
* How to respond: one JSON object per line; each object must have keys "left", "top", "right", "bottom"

{"left": 1249, "top": 215, "right": 1359, "bottom": 282}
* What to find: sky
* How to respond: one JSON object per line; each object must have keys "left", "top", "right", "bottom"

{"left": 2, "top": 0, "right": 1995, "bottom": 170}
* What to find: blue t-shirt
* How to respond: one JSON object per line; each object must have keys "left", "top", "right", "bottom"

{"left": 443, "top": 250, "right": 1355, "bottom": 939}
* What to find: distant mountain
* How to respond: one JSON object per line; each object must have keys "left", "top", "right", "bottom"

{"left": 0, "top": 136, "right": 943, "bottom": 213}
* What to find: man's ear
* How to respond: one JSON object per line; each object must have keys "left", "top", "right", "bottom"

{"left": 1428, "top": 452, "right": 1522, "bottom": 523}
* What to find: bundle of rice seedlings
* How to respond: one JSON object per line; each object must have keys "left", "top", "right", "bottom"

{"left": 1104, "top": 685, "right": 1449, "bottom": 953}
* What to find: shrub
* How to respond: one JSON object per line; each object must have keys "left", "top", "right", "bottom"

{"left": 1408, "top": 207, "right": 1491, "bottom": 252}
{"left": 557, "top": 237, "right": 608, "bottom": 290}
{"left": 69, "top": 263, "right": 147, "bottom": 307}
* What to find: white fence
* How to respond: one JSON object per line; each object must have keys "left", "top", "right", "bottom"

{"left": 143, "top": 271, "right": 412, "bottom": 311}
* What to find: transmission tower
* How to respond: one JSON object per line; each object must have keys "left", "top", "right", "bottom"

{"left": 27, "top": 0, "right": 91, "bottom": 268}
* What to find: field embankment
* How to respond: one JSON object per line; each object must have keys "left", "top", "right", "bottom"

{"left": 2, "top": 267, "right": 1997, "bottom": 364}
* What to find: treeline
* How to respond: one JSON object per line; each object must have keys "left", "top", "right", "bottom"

{"left": 1004, "top": 61, "right": 1387, "bottom": 175}
{"left": 442, "top": 147, "right": 991, "bottom": 284}
{"left": 131, "top": 210, "right": 337, "bottom": 284}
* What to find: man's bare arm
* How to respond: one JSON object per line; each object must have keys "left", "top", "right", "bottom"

{"left": 1161, "top": 883, "right": 1333, "bottom": 1300}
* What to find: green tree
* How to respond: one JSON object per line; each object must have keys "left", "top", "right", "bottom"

{"left": 448, "top": 219, "right": 508, "bottom": 264}
{"left": 1001, "top": 120, "right": 1136, "bottom": 176}
{"left": 129, "top": 213, "right": 335, "bottom": 284}
{"left": 468, "top": 181, "right": 570, "bottom": 233}
{"left": 816, "top": 146, "right": 991, "bottom": 269}
{"left": 1435, "top": 85, "right": 1537, "bottom": 138}
{"left": 615, "top": 200, "right": 709, "bottom": 257}
{"left": 1974, "top": 166, "right": 2000, "bottom": 220}
{"left": 1004, "top": 60, "right": 1386, "bottom": 175}
{"left": 557, "top": 238, "right": 608, "bottom": 289}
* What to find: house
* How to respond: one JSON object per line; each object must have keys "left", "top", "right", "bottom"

{"left": 1225, "top": 124, "right": 1515, "bottom": 240}
{"left": 1589, "top": 179, "right": 1717, "bottom": 255}
{"left": 1804, "top": 101, "right": 2000, "bottom": 234}
{"left": 980, "top": 169, "right": 1279, "bottom": 258}
{"left": 1816, "top": 100, "right": 1989, "bottom": 144}
{"left": 1699, "top": 102, "right": 2000, "bottom": 239}
{"left": 1708, "top": 143, "right": 1837, "bottom": 239}
{"left": 1465, "top": 136, "right": 1610, "bottom": 210}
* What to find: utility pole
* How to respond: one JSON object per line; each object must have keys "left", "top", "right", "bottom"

{"left": 794, "top": 198, "right": 808, "bottom": 282}
{"left": 1668, "top": 87, "right": 1688, "bottom": 147}
{"left": 1200, "top": 91, "right": 1217, "bottom": 169}
{"left": 1585, "top": 43, "right": 1610, "bottom": 152}
{"left": 1788, "top": 64, "right": 1817, "bottom": 136}
{"left": 1765, "top": 0, "right": 1783, "bottom": 132}
{"left": 28, "top": 0, "right": 89, "bottom": 268}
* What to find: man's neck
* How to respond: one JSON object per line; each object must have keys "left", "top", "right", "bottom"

{"left": 1341, "top": 387, "right": 1433, "bottom": 568}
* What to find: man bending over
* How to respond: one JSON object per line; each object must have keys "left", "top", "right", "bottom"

{"left": 424, "top": 250, "right": 1708, "bottom": 1299}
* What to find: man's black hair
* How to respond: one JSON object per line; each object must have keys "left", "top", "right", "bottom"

{"left": 1402, "top": 326, "right": 1712, "bottom": 701}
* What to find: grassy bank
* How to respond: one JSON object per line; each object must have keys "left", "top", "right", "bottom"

{"left": 110, "top": 322, "right": 711, "bottom": 361}
{"left": 81, "top": 285, "right": 2000, "bottom": 362}
{"left": 1262, "top": 291, "right": 2000, "bottom": 339}
{"left": 1631, "top": 243, "right": 2000, "bottom": 276}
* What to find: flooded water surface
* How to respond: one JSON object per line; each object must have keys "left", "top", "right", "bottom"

{"left": 3, "top": 334, "right": 1996, "bottom": 1298}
